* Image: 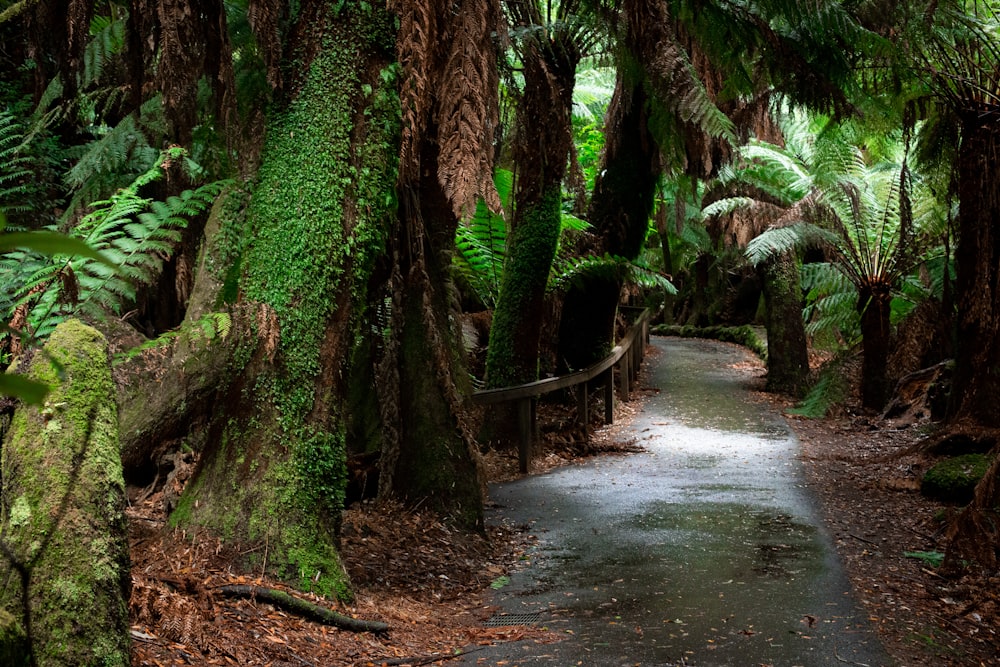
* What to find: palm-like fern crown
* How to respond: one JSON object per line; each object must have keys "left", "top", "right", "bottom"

{"left": 709, "top": 109, "right": 924, "bottom": 294}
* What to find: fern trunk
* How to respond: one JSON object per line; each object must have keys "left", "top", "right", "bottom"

{"left": 168, "top": 1, "right": 398, "bottom": 599}
{"left": 759, "top": 252, "right": 809, "bottom": 397}
{"left": 949, "top": 117, "right": 1000, "bottom": 427}
{"left": 378, "top": 129, "right": 485, "bottom": 528}
{"left": 858, "top": 283, "right": 891, "bottom": 411}
{"left": 484, "top": 41, "right": 576, "bottom": 390}
{"left": 557, "top": 80, "right": 659, "bottom": 369}
{"left": 941, "top": 111, "right": 1000, "bottom": 575}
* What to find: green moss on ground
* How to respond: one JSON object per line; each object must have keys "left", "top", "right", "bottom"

{"left": 652, "top": 324, "right": 768, "bottom": 361}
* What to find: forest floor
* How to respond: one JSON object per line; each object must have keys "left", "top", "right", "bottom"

{"left": 128, "top": 342, "right": 999, "bottom": 667}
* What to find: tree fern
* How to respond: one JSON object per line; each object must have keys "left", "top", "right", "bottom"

{"left": 744, "top": 222, "right": 840, "bottom": 267}
{"left": 0, "top": 113, "right": 32, "bottom": 216}
{"left": 453, "top": 169, "right": 513, "bottom": 308}
{"left": 800, "top": 261, "right": 860, "bottom": 345}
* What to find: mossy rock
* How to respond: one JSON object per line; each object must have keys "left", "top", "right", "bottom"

{"left": 0, "top": 320, "right": 131, "bottom": 666}
{"left": 921, "top": 453, "right": 995, "bottom": 504}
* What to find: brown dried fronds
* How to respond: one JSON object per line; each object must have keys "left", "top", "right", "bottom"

{"left": 247, "top": 0, "right": 283, "bottom": 89}
{"left": 394, "top": 0, "right": 504, "bottom": 219}
{"left": 255, "top": 302, "right": 280, "bottom": 362}
{"left": 436, "top": 0, "right": 504, "bottom": 220}
{"left": 394, "top": 0, "right": 443, "bottom": 185}
{"left": 130, "top": 575, "right": 210, "bottom": 649}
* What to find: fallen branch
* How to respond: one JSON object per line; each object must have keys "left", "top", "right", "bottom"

{"left": 216, "top": 584, "right": 389, "bottom": 634}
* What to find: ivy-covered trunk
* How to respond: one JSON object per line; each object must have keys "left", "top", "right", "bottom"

{"left": 857, "top": 282, "right": 891, "bottom": 411}
{"left": 759, "top": 251, "right": 809, "bottom": 397}
{"left": 169, "top": 1, "right": 399, "bottom": 599}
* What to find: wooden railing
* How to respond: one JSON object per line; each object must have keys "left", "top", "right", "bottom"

{"left": 472, "top": 307, "right": 652, "bottom": 473}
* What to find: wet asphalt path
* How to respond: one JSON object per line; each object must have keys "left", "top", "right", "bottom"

{"left": 461, "top": 336, "right": 890, "bottom": 666}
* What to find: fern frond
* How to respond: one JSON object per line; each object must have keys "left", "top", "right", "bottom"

{"left": 5, "top": 149, "right": 226, "bottom": 338}
{"left": 82, "top": 13, "right": 126, "bottom": 86}
{"left": 745, "top": 222, "right": 839, "bottom": 266}
{"left": 551, "top": 253, "right": 676, "bottom": 295}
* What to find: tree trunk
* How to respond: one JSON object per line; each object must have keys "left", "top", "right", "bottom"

{"left": 588, "top": 82, "right": 659, "bottom": 261}
{"left": 484, "top": 41, "right": 576, "bottom": 389}
{"left": 948, "top": 118, "right": 1000, "bottom": 426}
{"left": 858, "top": 283, "right": 891, "bottom": 411}
{"left": 377, "top": 130, "right": 485, "bottom": 527}
{"left": 168, "top": 0, "right": 399, "bottom": 599}
{"left": 759, "top": 252, "right": 809, "bottom": 397}
{"left": 558, "top": 79, "right": 659, "bottom": 370}
{"left": 941, "top": 114, "right": 1000, "bottom": 574}
{"left": 0, "top": 320, "right": 130, "bottom": 666}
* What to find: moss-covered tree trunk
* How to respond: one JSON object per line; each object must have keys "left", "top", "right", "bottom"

{"left": 0, "top": 320, "right": 130, "bottom": 666}
{"left": 168, "top": 0, "right": 399, "bottom": 598}
{"left": 485, "top": 41, "right": 576, "bottom": 389}
{"left": 759, "top": 252, "right": 809, "bottom": 397}
{"left": 559, "top": 80, "right": 660, "bottom": 369}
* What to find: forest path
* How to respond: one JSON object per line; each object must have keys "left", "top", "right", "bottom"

{"left": 461, "top": 336, "right": 891, "bottom": 666}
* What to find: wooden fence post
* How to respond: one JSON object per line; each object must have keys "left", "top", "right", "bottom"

{"left": 517, "top": 398, "right": 532, "bottom": 474}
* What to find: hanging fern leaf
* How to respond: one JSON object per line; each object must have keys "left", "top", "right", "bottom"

{"left": 745, "top": 222, "right": 840, "bottom": 266}
{"left": 551, "top": 253, "right": 677, "bottom": 295}
{"left": 4, "top": 148, "right": 230, "bottom": 342}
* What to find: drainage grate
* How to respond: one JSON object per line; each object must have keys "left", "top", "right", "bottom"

{"left": 484, "top": 612, "right": 542, "bottom": 627}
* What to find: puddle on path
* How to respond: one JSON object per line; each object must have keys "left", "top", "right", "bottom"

{"left": 462, "top": 337, "right": 890, "bottom": 666}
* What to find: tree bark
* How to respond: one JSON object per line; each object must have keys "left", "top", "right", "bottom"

{"left": 0, "top": 320, "right": 131, "bottom": 667}
{"left": 948, "top": 118, "right": 1000, "bottom": 426}
{"left": 759, "top": 252, "right": 809, "bottom": 397}
{"left": 484, "top": 41, "right": 576, "bottom": 390}
{"left": 557, "top": 80, "right": 660, "bottom": 370}
{"left": 378, "top": 130, "right": 486, "bottom": 526}
{"left": 941, "top": 113, "right": 1000, "bottom": 573}
{"left": 168, "top": 0, "right": 399, "bottom": 599}
{"left": 858, "top": 283, "right": 892, "bottom": 411}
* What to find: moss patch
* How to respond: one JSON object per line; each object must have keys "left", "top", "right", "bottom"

{"left": 921, "top": 454, "right": 995, "bottom": 504}
{"left": 0, "top": 320, "right": 130, "bottom": 666}
{"left": 171, "top": 4, "right": 399, "bottom": 600}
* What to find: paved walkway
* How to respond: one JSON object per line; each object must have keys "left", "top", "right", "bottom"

{"left": 461, "top": 337, "right": 890, "bottom": 666}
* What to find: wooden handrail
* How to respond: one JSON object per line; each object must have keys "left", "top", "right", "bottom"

{"left": 472, "top": 307, "right": 651, "bottom": 404}
{"left": 471, "top": 307, "right": 652, "bottom": 472}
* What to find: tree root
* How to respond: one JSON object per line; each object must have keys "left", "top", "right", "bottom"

{"left": 216, "top": 584, "right": 389, "bottom": 634}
